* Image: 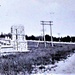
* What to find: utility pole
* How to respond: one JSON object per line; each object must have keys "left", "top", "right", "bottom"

{"left": 41, "top": 21, "right": 46, "bottom": 47}
{"left": 41, "top": 21, "right": 53, "bottom": 47}
{"left": 49, "top": 21, "right": 53, "bottom": 47}
{"left": 58, "top": 33, "right": 60, "bottom": 42}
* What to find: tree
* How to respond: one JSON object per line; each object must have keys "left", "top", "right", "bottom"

{"left": 45, "top": 34, "right": 51, "bottom": 41}
{"left": 61, "top": 36, "right": 71, "bottom": 42}
{"left": 0, "top": 32, "right": 5, "bottom": 38}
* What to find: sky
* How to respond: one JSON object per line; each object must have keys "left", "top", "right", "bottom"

{"left": 0, "top": 0, "right": 75, "bottom": 37}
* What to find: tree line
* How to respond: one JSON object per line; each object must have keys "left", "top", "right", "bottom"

{"left": 0, "top": 33, "right": 75, "bottom": 42}
{"left": 0, "top": 33, "right": 12, "bottom": 39}
{"left": 26, "top": 34, "right": 75, "bottom": 42}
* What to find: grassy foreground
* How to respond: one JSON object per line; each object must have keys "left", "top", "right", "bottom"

{"left": 0, "top": 44, "right": 75, "bottom": 74}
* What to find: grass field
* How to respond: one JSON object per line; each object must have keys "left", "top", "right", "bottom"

{"left": 0, "top": 42, "right": 75, "bottom": 75}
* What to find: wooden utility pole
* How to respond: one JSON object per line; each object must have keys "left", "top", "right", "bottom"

{"left": 41, "top": 21, "right": 46, "bottom": 47}
{"left": 41, "top": 21, "right": 53, "bottom": 47}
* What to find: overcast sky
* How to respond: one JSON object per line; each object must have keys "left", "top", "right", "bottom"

{"left": 0, "top": 0, "right": 75, "bottom": 37}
